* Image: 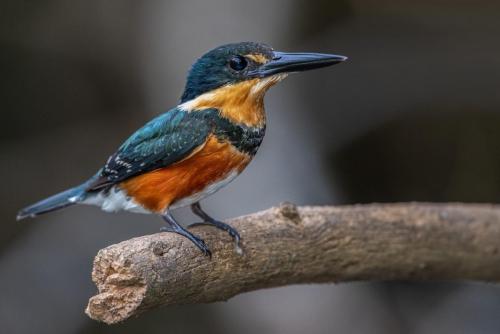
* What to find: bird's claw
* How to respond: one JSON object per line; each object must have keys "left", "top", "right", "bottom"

{"left": 160, "top": 224, "right": 211, "bottom": 257}
{"left": 191, "top": 235, "right": 212, "bottom": 257}
{"left": 188, "top": 220, "right": 242, "bottom": 255}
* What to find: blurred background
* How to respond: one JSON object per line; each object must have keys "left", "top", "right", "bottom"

{"left": 2, "top": 0, "right": 500, "bottom": 333}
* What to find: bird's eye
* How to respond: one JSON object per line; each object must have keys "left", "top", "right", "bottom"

{"left": 229, "top": 55, "right": 248, "bottom": 71}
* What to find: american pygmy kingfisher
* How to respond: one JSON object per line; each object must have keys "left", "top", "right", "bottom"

{"left": 18, "top": 42, "right": 346, "bottom": 256}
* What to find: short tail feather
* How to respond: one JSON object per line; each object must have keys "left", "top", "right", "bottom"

{"left": 17, "top": 183, "right": 89, "bottom": 221}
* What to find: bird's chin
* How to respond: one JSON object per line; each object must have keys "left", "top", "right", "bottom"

{"left": 250, "top": 73, "right": 289, "bottom": 96}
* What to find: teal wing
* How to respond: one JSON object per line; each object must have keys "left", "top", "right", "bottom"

{"left": 87, "top": 107, "right": 212, "bottom": 190}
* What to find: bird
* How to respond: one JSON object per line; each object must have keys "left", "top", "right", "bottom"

{"left": 17, "top": 42, "right": 346, "bottom": 256}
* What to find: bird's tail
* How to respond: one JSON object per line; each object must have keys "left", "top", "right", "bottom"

{"left": 17, "top": 183, "right": 89, "bottom": 221}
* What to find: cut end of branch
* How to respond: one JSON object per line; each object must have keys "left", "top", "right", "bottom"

{"left": 85, "top": 240, "right": 148, "bottom": 324}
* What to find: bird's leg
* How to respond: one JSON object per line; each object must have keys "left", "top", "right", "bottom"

{"left": 161, "top": 211, "right": 211, "bottom": 257}
{"left": 189, "top": 202, "right": 242, "bottom": 254}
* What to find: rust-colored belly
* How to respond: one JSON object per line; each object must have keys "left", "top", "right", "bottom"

{"left": 120, "top": 135, "right": 251, "bottom": 212}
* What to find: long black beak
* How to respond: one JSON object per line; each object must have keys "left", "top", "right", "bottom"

{"left": 251, "top": 51, "right": 347, "bottom": 77}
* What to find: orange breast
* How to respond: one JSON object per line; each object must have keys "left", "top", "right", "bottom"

{"left": 120, "top": 135, "right": 251, "bottom": 213}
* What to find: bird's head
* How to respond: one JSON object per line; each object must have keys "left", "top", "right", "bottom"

{"left": 180, "top": 42, "right": 346, "bottom": 103}
{"left": 179, "top": 42, "right": 346, "bottom": 127}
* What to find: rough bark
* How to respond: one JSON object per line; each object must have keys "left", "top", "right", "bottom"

{"left": 86, "top": 202, "right": 500, "bottom": 324}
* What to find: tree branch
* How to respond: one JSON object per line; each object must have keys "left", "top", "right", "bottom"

{"left": 86, "top": 202, "right": 500, "bottom": 324}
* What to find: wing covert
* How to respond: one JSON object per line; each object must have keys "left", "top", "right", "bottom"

{"left": 88, "top": 108, "right": 211, "bottom": 190}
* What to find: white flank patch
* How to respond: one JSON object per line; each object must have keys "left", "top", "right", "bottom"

{"left": 82, "top": 186, "right": 150, "bottom": 214}
{"left": 81, "top": 171, "right": 241, "bottom": 214}
{"left": 169, "top": 170, "right": 240, "bottom": 210}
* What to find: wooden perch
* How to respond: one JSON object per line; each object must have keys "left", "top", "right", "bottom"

{"left": 86, "top": 202, "right": 500, "bottom": 324}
